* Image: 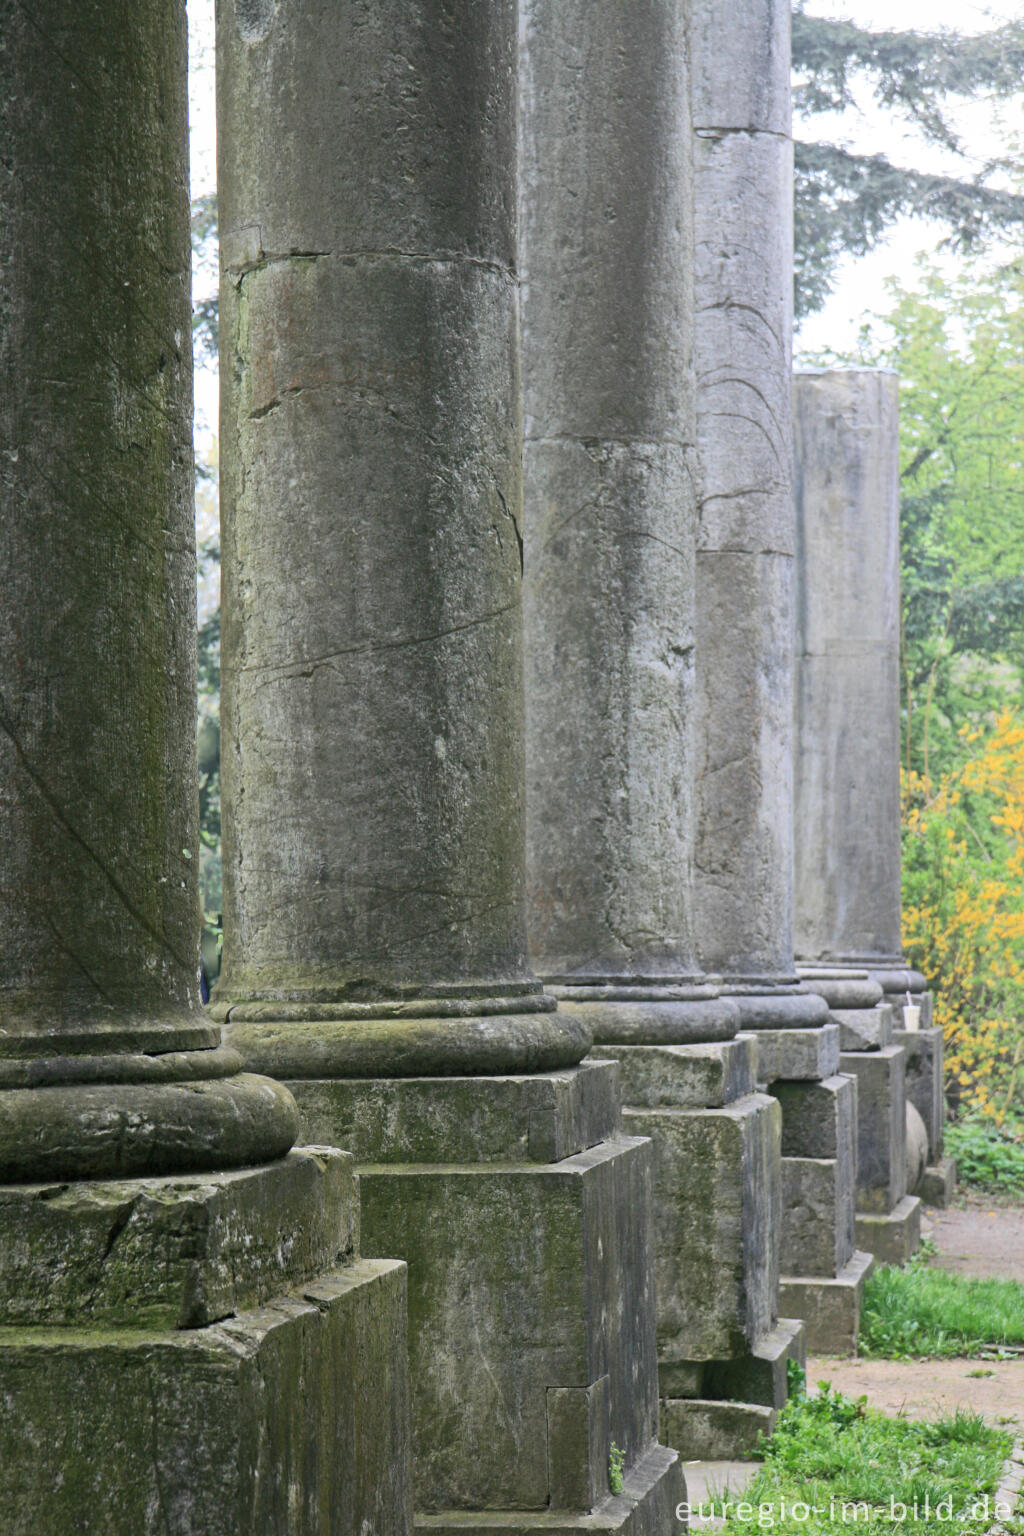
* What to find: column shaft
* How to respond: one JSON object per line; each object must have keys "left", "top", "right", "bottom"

{"left": 0, "top": 0, "right": 295, "bottom": 1180}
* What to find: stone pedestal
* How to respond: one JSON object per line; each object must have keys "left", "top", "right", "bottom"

{"left": 840, "top": 1047, "right": 921, "bottom": 1265}
{"left": 215, "top": 3, "right": 682, "bottom": 1526}
{"left": 0, "top": 7, "right": 412, "bottom": 1528}
{"left": 587, "top": 1040, "right": 803, "bottom": 1459}
{"left": 0, "top": 1151, "right": 410, "bottom": 1535}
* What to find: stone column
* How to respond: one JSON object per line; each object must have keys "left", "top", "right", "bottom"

{"left": 793, "top": 369, "right": 926, "bottom": 1262}
{"left": 216, "top": 2, "right": 681, "bottom": 1525}
{"left": 687, "top": 0, "right": 871, "bottom": 1353}
{"left": 520, "top": 0, "right": 803, "bottom": 1462}
{"left": 0, "top": 5, "right": 410, "bottom": 1529}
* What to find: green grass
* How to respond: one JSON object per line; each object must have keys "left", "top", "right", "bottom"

{"left": 859, "top": 1248, "right": 1024, "bottom": 1359}
{"left": 702, "top": 1369, "right": 1014, "bottom": 1534}
{"left": 947, "top": 1115, "right": 1024, "bottom": 1194}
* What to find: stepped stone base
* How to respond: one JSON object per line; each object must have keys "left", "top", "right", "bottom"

{"left": 855, "top": 1195, "right": 922, "bottom": 1267}
{"left": 702, "top": 1318, "right": 806, "bottom": 1409}
{"left": 894, "top": 1025, "right": 945, "bottom": 1163}
{"left": 0, "top": 1150, "right": 411, "bottom": 1536}
{"left": 660, "top": 1397, "right": 776, "bottom": 1461}
{"left": 839, "top": 1047, "right": 908, "bottom": 1214}
{"left": 746, "top": 1024, "right": 840, "bottom": 1084}
{"left": 621, "top": 1090, "right": 781, "bottom": 1364}
{"left": 919, "top": 1156, "right": 957, "bottom": 1207}
{"left": 288, "top": 1064, "right": 676, "bottom": 1517}
{"left": 779, "top": 1249, "right": 874, "bottom": 1356}
{"left": 418, "top": 1444, "right": 685, "bottom": 1536}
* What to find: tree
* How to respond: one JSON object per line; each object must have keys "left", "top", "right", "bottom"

{"left": 793, "top": 7, "right": 1024, "bottom": 320}
{"left": 837, "top": 256, "right": 1024, "bottom": 783}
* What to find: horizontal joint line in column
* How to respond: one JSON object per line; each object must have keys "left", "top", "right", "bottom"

{"left": 524, "top": 433, "right": 695, "bottom": 452}
{"left": 228, "top": 249, "right": 515, "bottom": 283}
{"left": 694, "top": 125, "right": 791, "bottom": 142}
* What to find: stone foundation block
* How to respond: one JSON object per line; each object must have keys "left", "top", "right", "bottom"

{"left": 623, "top": 1094, "right": 781, "bottom": 1363}
{"left": 919, "top": 1156, "right": 957, "bottom": 1207}
{"left": 839, "top": 1046, "right": 907, "bottom": 1213}
{"left": 894, "top": 1025, "right": 945, "bottom": 1161}
{"left": 771, "top": 1074, "right": 857, "bottom": 1161}
{"left": 702, "top": 1318, "right": 806, "bottom": 1410}
{"left": 0, "top": 1147, "right": 356, "bottom": 1329}
{"left": 746, "top": 1024, "right": 840, "bottom": 1084}
{"left": 855, "top": 1195, "right": 922, "bottom": 1266}
{"left": 417, "top": 1443, "right": 685, "bottom": 1536}
{"left": 831, "top": 1005, "right": 894, "bottom": 1051}
{"left": 780, "top": 1157, "right": 855, "bottom": 1278}
{"left": 289, "top": 1061, "right": 620, "bottom": 1165}
{"left": 0, "top": 1263, "right": 410, "bottom": 1536}
{"left": 358, "top": 1132, "right": 661, "bottom": 1514}
{"left": 660, "top": 1397, "right": 775, "bottom": 1461}
{"left": 779, "top": 1249, "right": 874, "bottom": 1356}
{"left": 587, "top": 1038, "right": 756, "bottom": 1109}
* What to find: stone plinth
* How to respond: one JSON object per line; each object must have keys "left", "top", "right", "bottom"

{"left": 287, "top": 1066, "right": 679, "bottom": 1521}
{"left": 0, "top": 1150, "right": 411, "bottom": 1536}
{"left": 895, "top": 1026, "right": 946, "bottom": 1162}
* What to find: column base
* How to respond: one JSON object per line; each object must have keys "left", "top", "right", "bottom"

{"left": 855, "top": 1195, "right": 922, "bottom": 1266}
{"left": 282, "top": 1065, "right": 668, "bottom": 1517}
{"left": 919, "top": 1156, "right": 957, "bottom": 1207}
{"left": 0, "top": 1149, "right": 411, "bottom": 1535}
{"left": 417, "top": 1443, "right": 684, "bottom": 1536}
{"left": 779, "top": 1250, "right": 875, "bottom": 1356}
{"left": 748, "top": 1024, "right": 840, "bottom": 1084}
{"left": 660, "top": 1398, "right": 776, "bottom": 1461}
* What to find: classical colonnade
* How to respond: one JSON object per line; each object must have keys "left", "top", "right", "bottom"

{"left": 0, "top": 1, "right": 947, "bottom": 1530}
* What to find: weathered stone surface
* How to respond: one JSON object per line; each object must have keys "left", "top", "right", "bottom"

{"left": 919, "top": 1157, "right": 957, "bottom": 1208}
{"left": 702, "top": 1318, "right": 806, "bottom": 1410}
{"left": 771, "top": 1074, "right": 857, "bottom": 1162}
{"left": 520, "top": 0, "right": 699, "bottom": 986}
{"left": 358, "top": 1136, "right": 659, "bottom": 1513}
{"left": 798, "top": 973, "right": 884, "bottom": 1010}
{"left": 624, "top": 1096, "right": 781, "bottom": 1363}
{"left": 732, "top": 991, "right": 830, "bottom": 1032}
{"left": 831, "top": 1005, "right": 894, "bottom": 1052}
{"left": 660, "top": 1398, "right": 776, "bottom": 1462}
{"left": 215, "top": 0, "right": 582, "bottom": 1077}
{"left": 906, "top": 1102, "right": 928, "bottom": 1195}
{"left": 565, "top": 996, "right": 741, "bottom": 1047}
{"left": 0, "top": 1148, "right": 356, "bottom": 1329}
{"left": 779, "top": 1249, "right": 874, "bottom": 1356}
{"left": 840, "top": 1046, "right": 908, "bottom": 1213}
{"left": 780, "top": 1157, "right": 855, "bottom": 1278}
{"left": 0, "top": 0, "right": 295, "bottom": 1181}
{"left": 289, "top": 1063, "right": 620, "bottom": 1165}
{"left": 895, "top": 1026, "right": 945, "bottom": 1160}
{"left": 793, "top": 371, "right": 903, "bottom": 966}
{"left": 752, "top": 1025, "right": 841, "bottom": 1084}
{"left": 692, "top": 0, "right": 796, "bottom": 983}
{"left": 588, "top": 1040, "right": 756, "bottom": 1110}
{"left": 417, "top": 1443, "right": 685, "bottom": 1536}
{"left": 855, "top": 1196, "right": 922, "bottom": 1267}
{"left": 0, "top": 1259, "right": 410, "bottom": 1536}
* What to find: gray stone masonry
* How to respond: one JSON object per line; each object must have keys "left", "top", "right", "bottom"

{"left": 793, "top": 370, "right": 903, "bottom": 969}
{"left": 215, "top": 2, "right": 682, "bottom": 1525}
{"left": 518, "top": 0, "right": 802, "bottom": 1466}
{"left": 0, "top": 8, "right": 412, "bottom": 1530}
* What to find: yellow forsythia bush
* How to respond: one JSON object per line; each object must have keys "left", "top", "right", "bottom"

{"left": 902, "top": 712, "right": 1024, "bottom": 1118}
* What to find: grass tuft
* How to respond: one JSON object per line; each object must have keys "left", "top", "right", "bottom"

{"left": 859, "top": 1249, "right": 1024, "bottom": 1359}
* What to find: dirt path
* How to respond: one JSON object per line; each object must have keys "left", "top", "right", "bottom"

{"left": 924, "top": 1193, "right": 1024, "bottom": 1280}
{"left": 804, "top": 1355, "right": 1024, "bottom": 1424}
{"left": 807, "top": 1192, "right": 1024, "bottom": 1422}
